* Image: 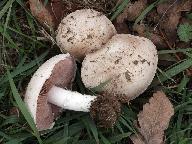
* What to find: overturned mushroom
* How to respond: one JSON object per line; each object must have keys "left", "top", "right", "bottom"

{"left": 81, "top": 34, "right": 158, "bottom": 102}
{"left": 25, "top": 54, "right": 120, "bottom": 131}
{"left": 56, "top": 9, "right": 117, "bottom": 60}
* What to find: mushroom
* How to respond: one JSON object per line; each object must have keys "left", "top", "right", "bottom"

{"left": 25, "top": 54, "right": 120, "bottom": 131}
{"left": 81, "top": 34, "right": 158, "bottom": 102}
{"left": 56, "top": 9, "right": 117, "bottom": 60}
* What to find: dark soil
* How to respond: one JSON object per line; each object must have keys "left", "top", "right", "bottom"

{"left": 90, "top": 93, "right": 121, "bottom": 128}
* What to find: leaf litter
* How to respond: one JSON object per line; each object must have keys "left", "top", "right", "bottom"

{"left": 28, "top": 0, "right": 116, "bottom": 30}
{"left": 131, "top": 91, "right": 174, "bottom": 144}
{"left": 116, "top": 0, "right": 147, "bottom": 23}
{"left": 116, "top": 0, "right": 192, "bottom": 49}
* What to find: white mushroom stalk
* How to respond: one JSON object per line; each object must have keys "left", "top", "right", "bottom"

{"left": 24, "top": 53, "right": 98, "bottom": 131}
{"left": 48, "top": 86, "right": 96, "bottom": 112}
{"left": 25, "top": 53, "right": 121, "bottom": 131}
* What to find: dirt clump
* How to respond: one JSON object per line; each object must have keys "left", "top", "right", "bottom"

{"left": 90, "top": 93, "right": 121, "bottom": 128}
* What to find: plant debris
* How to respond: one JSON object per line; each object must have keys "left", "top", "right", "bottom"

{"left": 113, "top": 20, "right": 130, "bottom": 34}
{"left": 29, "top": 0, "right": 56, "bottom": 29}
{"left": 133, "top": 23, "right": 167, "bottom": 49}
{"left": 28, "top": 0, "right": 116, "bottom": 30}
{"left": 116, "top": 0, "right": 147, "bottom": 23}
{"left": 131, "top": 91, "right": 174, "bottom": 144}
{"left": 116, "top": 0, "right": 192, "bottom": 50}
{"left": 156, "top": 0, "right": 192, "bottom": 44}
{"left": 131, "top": 135, "right": 145, "bottom": 144}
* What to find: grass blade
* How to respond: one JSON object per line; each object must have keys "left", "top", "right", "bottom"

{"left": 0, "top": 25, "right": 18, "bottom": 49}
{"left": 134, "top": 0, "right": 165, "bottom": 25}
{"left": 7, "top": 70, "right": 42, "bottom": 144}
{"left": 158, "top": 48, "right": 192, "bottom": 55}
{"left": 0, "top": 0, "right": 14, "bottom": 20}
{"left": 110, "top": 0, "right": 130, "bottom": 21}
{"left": 0, "top": 50, "right": 48, "bottom": 85}
{"left": 177, "top": 76, "right": 190, "bottom": 93}
{"left": 3, "top": 0, "right": 13, "bottom": 34}
{"left": 83, "top": 116, "right": 99, "bottom": 144}
{"left": 99, "top": 132, "right": 110, "bottom": 144}
{"left": 90, "top": 78, "right": 112, "bottom": 92}
{"left": 109, "top": 132, "right": 131, "bottom": 143}
{"left": 158, "top": 59, "right": 192, "bottom": 83}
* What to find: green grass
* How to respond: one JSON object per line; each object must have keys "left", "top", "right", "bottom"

{"left": 0, "top": 0, "right": 192, "bottom": 143}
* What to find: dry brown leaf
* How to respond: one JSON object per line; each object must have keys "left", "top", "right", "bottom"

{"left": 113, "top": 20, "right": 129, "bottom": 34}
{"left": 176, "top": 0, "right": 192, "bottom": 12}
{"left": 156, "top": 0, "right": 192, "bottom": 44}
{"left": 131, "top": 91, "right": 174, "bottom": 144}
{"left": 29, "top": 0, "right": 116, "bottom": 30}
{"left": 131, "top": 135, "right": 145, "bottom": 144}
{"left": 116, "top": 0, "right": 147, "bottom": 23}
{"left": 29, "top": 0, "right": 55, "bottom": 28}
{"left": 133, "top": 24, "right": 167, "bottom": 49}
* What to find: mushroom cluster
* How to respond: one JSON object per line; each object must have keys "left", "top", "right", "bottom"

{"left": 81, "top": 34, "right": 158, "bottom": 102}
{"left": 25, "top": 54, "right": 120, "bottom": 131}
{"left": 25, "top": 9, "right": 158, "bottom": 131}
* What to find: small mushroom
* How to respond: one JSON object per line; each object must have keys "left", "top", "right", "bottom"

{"left": 25, "top": 54, "right": 120, "bottom": 131}
{"left": 56, "top": 9, "right": 117, "bottom": 60}
{"left": 81, "top": 34, "right": 158, "bottom": 102}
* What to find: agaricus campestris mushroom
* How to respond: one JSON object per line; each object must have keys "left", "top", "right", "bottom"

{"left": 56, "top": 9, "right": 117, "bottom": 60}
{"left": 25, "top": 54, "right": 120, "bottom": 131}
{"left": 81, "top": 34, "right": 158, "bottom": 102}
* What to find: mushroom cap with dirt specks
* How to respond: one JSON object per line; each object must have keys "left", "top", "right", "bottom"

{"left": 56, "top": 9, "right": 117, "bottom": 60}
{"left": 24, "top": 54, "right": 76, "bottom": 131}
{"left": 81, "top": 34, "right": 158, "bottom": 102}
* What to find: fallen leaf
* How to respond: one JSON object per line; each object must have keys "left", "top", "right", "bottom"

{"left": 29, "top": 0, "right": 55, "bottom": 29}
{"left": 28, "top": 0, "right": 116, "bottom": 30}
{"left": 176, "top": 0, "right": 192, "bottom": 12}
{"left": 116, "top": 0, "right": 147, "bottom": 23}
{"left": 131, "top": 91, "right": 174, "bottom": 144}
{"left": 113, "top": 20, "right": 129, "bottom": 34}
{"left": 176, "top": 41, "right": 191, "bottom": 50}
{"left": 156, "top": 0, "right": 192, "bottom": 45}
{"left": 133, "top": 24, "right": 167, "bottom": 49}
{"left": 147, "top": 9, "right": 160, "bottom": 24}
{"left": 180, "top": 17, "right": 192, "bottom": 25}
{"left": 131, "top": 135, "right": 145, "bottom": 144}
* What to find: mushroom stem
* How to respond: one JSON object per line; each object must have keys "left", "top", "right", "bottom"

{"left": 48, "top": 86, "right": 97, "bottom": 112}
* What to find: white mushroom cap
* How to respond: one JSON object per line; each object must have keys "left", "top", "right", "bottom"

{"left": 56, "top": 9, "right": 117, "bottom": 60}
{"left": 81, "top": 34, "right": 158, "bottom": 102}
{"left": 25, "top": 54, "right": 76, "bottom": 131}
